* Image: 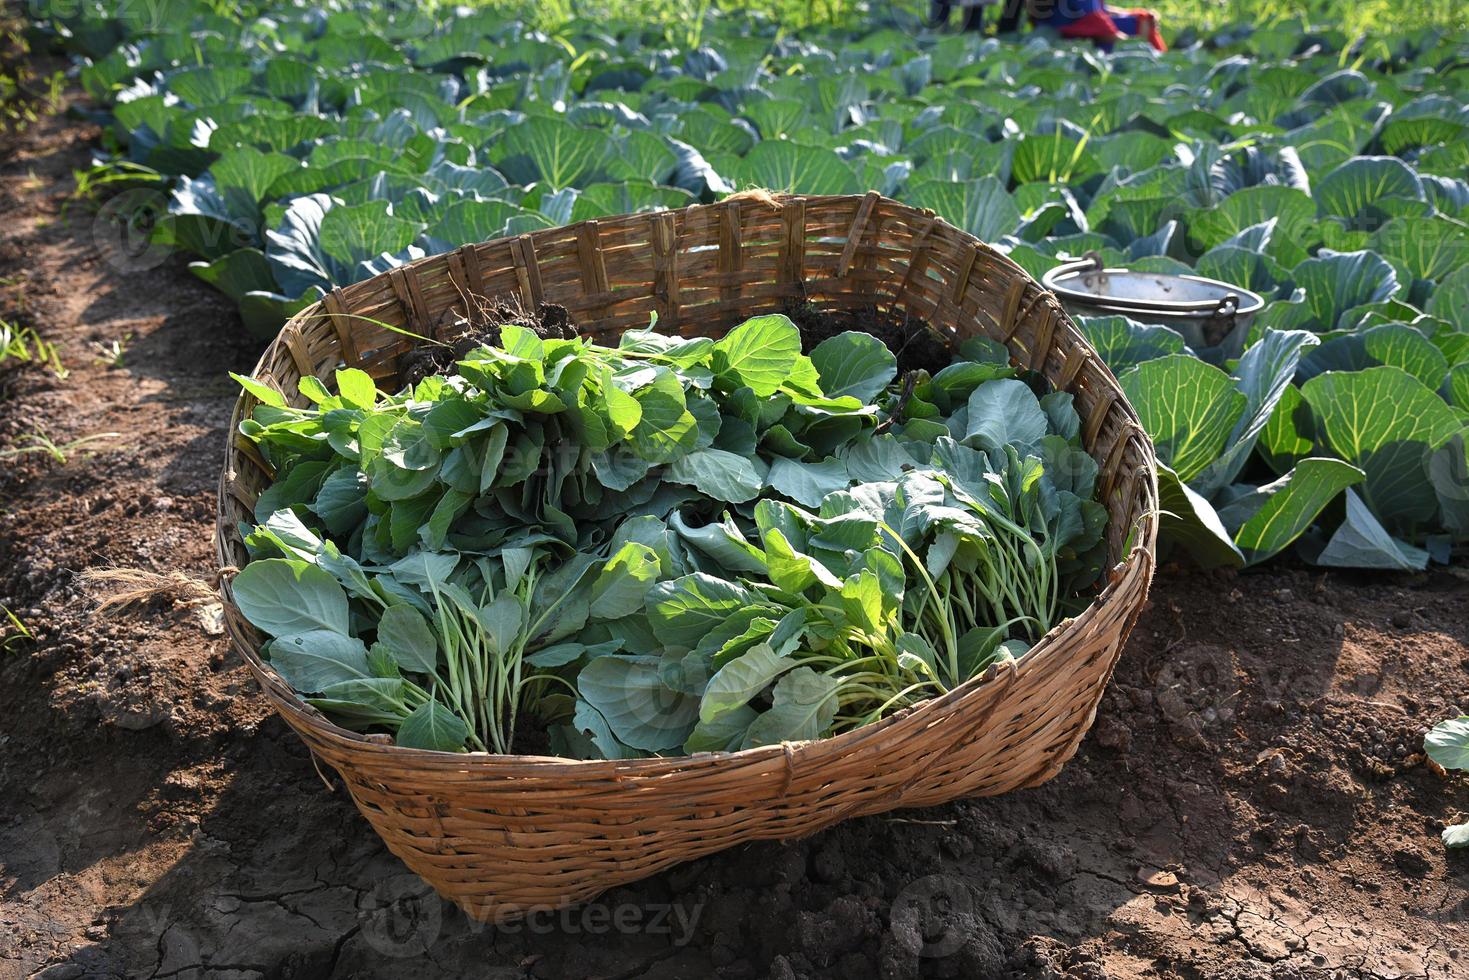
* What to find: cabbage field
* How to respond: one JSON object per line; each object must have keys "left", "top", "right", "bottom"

{"left": 2, "top": 1, "right": 1468, "bottom": 976}
{"left": 31, "top": 0, "right": 1469, "bottom": 575}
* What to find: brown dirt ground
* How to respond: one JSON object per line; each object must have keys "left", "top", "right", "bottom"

{"left": 1, "top": 98, "right": 1467, "bottom": 980}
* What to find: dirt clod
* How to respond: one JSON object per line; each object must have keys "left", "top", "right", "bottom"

{"left": 400, "top": 299, "right": 578, "bottom": 387}
{"left": 784, "top": 300, "right": 952, "bottom": 377}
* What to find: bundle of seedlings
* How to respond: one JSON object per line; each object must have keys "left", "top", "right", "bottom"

{"left": 230, "top": 309, "right": 1109, "bottom": 757}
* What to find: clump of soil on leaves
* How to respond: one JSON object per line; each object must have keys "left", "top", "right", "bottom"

{"left": 784, "top": 299, "right": 953, "bottom": 378}
{"left": 400, "top": 298, "right": 577, "bottom": 387}
{"left": 1, "top": 104, "right": 1466, "bottom": 980}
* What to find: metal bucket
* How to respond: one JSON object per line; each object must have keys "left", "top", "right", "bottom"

{"left": 1041, "top": 252, "right": 1266, "bottom": 356}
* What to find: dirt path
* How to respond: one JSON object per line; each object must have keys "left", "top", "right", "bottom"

{"left": 1, "top": 102, "right": 1466, "bottom": 980}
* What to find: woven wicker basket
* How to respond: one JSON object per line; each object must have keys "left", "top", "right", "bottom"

{"left": 216, "top": 192, "right": 1158, "bottom": 922}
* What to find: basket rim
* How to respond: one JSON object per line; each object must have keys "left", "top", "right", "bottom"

{"left": 215, "top": 191, "right": 1160, "bottom": 773}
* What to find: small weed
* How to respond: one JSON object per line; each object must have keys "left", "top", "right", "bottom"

{"left": 0, "top": 604, "right": 33, "bottom": 653}
{"left": 68, "top": 160, "right": 165, "bottom": 213}
{"left": 92, "top": 333, "right": 131, "bottom": 368}
{"left": 0, "top": 319, "right": 67, "bottom": 380}
{"left": 0, "top": 430, "right": 120, "bottom": 463}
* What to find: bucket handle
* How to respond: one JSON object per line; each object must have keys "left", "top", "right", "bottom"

{"left": 1045, "top": 253, "right": 1245, "bottom": 319}
{"left": 1048, "top": 251, "right": 1104, "bottom": 279}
